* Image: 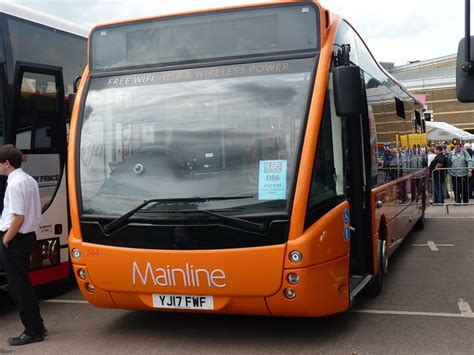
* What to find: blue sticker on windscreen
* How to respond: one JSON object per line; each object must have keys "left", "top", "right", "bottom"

{"left": 258, "top": 160, "right": 287, "bottom": 200}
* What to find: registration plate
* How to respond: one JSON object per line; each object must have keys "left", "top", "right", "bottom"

{"left": 152, "top": 294, "right": 214, "bottom": 310}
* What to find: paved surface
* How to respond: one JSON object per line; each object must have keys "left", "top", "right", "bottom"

{"left": 0, "top": 205, "right": 472, "bottom": 354}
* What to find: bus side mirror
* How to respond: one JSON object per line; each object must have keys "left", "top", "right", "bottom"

{"left": 333, "top": 65, "right": 364, "bottom": 117}
{"left": 456, "top": 36, "right": 474, "bottom": 102}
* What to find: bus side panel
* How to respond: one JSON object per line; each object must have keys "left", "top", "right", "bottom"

{"left": 266, "top": 255, "right": 349, "bottom": 317}
{"left": 372, "top": 174, "right": 423, "bottom": 261}
{"left": 371, "top": 192, "right": 382, "bottom": 276}
{"left": 30, "top": 262, "right": 69, "bottom": 286}
{"left": 284, "top": 201, "right": 351, "bottom": 269}
{"left": 21, "top": 155, "right": 69, "bottom": 280}
{"left": 265, "top": 202, "right": 351, "bottom": 317}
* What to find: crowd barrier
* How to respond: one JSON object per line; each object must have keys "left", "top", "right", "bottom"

{"left": 430, "top": 167, "right": 474, "bottom": 212}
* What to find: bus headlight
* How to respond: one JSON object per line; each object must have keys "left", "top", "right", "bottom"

{"left": 78, "top": 269, "right": 87, "bottom": 280}
{"left": 284, "top": 288, "right": 296, "bottom": 299}
{"left": 71, "top": 248, "right": 81, "bottom": 259}
{"left": 86, "top": 283, "right": 95, "bottom": 293}
{"left": 289, "top": 250, "right": 303, "bottom": 264}
{"left": 287, "top": 273, "right": 300, "bottom": 285}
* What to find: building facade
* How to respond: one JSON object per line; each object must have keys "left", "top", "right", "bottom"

{"left": 389, "top": 54, "right": 474, "bottom": 134}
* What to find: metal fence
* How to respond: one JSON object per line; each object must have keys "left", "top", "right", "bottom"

{"left": 430, "top": 167, "right": 474, "bottom": 212}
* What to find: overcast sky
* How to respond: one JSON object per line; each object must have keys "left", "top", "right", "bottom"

{"left": 8, "top": 0, "right": 469, "bottom": 66}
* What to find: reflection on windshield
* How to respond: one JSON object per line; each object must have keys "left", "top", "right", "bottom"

{"left": 79, "top": 58, "right": 315, "bottom": 215}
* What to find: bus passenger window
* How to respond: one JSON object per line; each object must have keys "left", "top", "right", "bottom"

{"left": 15, "top": 72, "right": 60, "bottom": 151}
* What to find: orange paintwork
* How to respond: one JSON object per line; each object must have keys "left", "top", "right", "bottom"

{"left": 76, "top": 243, "right": 286, "bottom": 295}
{"left": 289, "top": 8, "right": 340, "bottom": 241}
{"left": 68, "top": 0, "right": 425, "bottom": 317}
{"left": 68, "top": 65, "right": 89, "bottom": 241}
{"left": 284, "top": 201, "right": 350, "bottom": 269}
{"left": 266, "top": 255, "right": 349, "bottom": 316}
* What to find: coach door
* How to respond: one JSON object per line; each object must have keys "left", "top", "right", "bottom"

{"left": 332, "top": 65, "right": 375, "bottom": 301}
{"left": 9, "top": 63, "right": 68, "bottom": 268}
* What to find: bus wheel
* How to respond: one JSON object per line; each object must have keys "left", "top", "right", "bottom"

{"left": 415, "top": 208, "right": 425, "bottom": 230}
{"left": 364, "top": 238, "right": 387, "bottom": 297}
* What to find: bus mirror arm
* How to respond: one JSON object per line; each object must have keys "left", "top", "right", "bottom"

{"left": 73, "top": 76, "right": 82, "bottom": 93}
{"left": 465, "top": 0, "right": 471, "bottom": 64}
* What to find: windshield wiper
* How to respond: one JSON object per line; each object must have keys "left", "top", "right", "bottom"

{"left": 167, "top": 209, "right": 268, "bottom": 235}
{"left": 102, "top": 196, "right": 255, "bottom": 235}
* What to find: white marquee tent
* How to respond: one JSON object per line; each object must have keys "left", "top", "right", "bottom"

{"left": 425, "top": 121, "right": 474, "bottom": 142}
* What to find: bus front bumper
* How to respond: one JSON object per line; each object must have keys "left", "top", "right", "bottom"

{"left": 72, "top": 254, "right": 349, "bottom": 317}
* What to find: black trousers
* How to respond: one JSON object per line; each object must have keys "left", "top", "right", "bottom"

{"left": 451, "top": 176, "right": 469, "bottom": 203}
{"left": 0, "top": 232, "right": 43, "bottom": 335}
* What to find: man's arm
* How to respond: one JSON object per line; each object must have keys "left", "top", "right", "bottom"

{"left": 466, "top": 152, "right": 473, "bottom": 177}
{"left": 2, "top": 214, "right": 24, "bottom": 248}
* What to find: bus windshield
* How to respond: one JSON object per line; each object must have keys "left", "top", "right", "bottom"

{"left": 79, "top": 58, "right": 315, "bottom": 216}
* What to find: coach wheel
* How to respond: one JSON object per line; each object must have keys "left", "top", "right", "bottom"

{"left": 415, "top": 209, "right": 425, "bottom": 230}
{"left": 364, "top": 236, "right": 387, "bottom": 297}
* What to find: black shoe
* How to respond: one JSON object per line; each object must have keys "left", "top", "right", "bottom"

{"left": 7, "top": 332, "right": 44, "bottom": 346}
{"left": 41, "top": 325, "right": 48, "bottom": 336}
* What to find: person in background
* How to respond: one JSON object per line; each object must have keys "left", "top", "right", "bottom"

{"left": 427, "top": 146, "right": 436, "bottom": 166}
{"left": 429, "top": 145, "right": 448, "bottom": 204}
{"left": 449, "top": 142, "right": 473, "bottom": 203}
{"left": 427, "top": 146, "right": 436, "bottom": 196}
{"left": 464, "top": 143, "right": 473, "bottom": 198}
{"left": 383, "top": 148, "right": 393, "bottom": 182}
{"left": 0, "top": 145, "right": 45, "bottom": 346}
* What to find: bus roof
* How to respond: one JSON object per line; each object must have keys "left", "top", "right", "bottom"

{"left": 0, "top": 2, "right": 89, "bottom": 38}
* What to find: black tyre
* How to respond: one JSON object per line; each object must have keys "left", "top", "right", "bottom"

{"left": 364, "top": 238, "right": 387, "bottom": 297}
{"left": 415, "top": 208, "right": 425, "bottom": 230}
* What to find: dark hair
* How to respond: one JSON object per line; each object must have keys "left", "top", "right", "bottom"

{"left": 434, "top": 145, "right": 443, "bottom": 152}
{"left": 0, "top": 144, "right": 23, "bottom": 168}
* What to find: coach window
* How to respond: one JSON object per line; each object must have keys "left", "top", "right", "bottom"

{"left": 6, "top": 15, "right": 86, "bottom": 96}
{"left": 15, "top": 72, "right": 60, "bottom": 151}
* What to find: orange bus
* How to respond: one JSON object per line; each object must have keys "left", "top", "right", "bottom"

{"left": 68, "top": 1, "right": 427, "bottom": 316}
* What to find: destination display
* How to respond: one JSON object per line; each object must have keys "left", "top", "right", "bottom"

{"left": 91, "top": 4, "right": 319, "bottom": 70}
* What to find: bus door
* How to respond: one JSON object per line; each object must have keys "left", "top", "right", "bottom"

{"left": 8, "top": 63, "right": 68, "bottom": 272}
{"left": 341, "top": 71, "right": 373, "bottom": 281}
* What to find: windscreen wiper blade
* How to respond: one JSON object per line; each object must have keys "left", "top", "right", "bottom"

{"left": 102, "top": 196, "right": 254, "bottom": 235}
{"left": 168, "top": 209, "right": 268, "bottom": 236}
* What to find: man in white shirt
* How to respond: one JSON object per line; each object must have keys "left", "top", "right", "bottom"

{"left": 0, "top": 145, "right": 45, "bottom": 346}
